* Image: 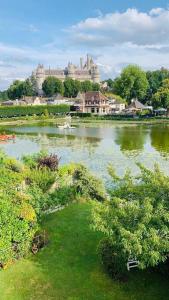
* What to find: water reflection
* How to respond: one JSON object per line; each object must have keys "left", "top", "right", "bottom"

{"left": 2, "top": 123, "right": 169, "bottom": 180}
{"left": 151, "top": 125, "right": 169, "bottom": 155}
{"left": 115, "top": 126, "right": 148, "bottom": 153}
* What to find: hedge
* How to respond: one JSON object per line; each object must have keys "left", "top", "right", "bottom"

{"left": 0, "top": 105, "right": 70, "bottom": 118}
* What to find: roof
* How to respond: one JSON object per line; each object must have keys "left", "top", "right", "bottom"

{"left": 128, "top": 99, "right": 146, "bottom": 109}
{"left": 85, "top": 91, "right": 108, "bottom": 101}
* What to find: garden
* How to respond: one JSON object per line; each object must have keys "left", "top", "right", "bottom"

{"left": 0, "top": 151, "right": 169, "bottom": 299}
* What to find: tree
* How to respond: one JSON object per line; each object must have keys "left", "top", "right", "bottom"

{"left": 42, "top": 76, "right": 64, "bottom": 97}
{"left": 93, "top": 164, "right": 169, "bottom": 276}
{"left": 92, "top": 83, "right": 100, "bottom": 91}
{"left": 152, "top": 79, "right": 169, "bottom": 108}
{"left": 146, "top": 68, "right": 169, "bottom": 103}
{"left": 0, "top": 90, "right": 8, "bottom": 101}
{"left": 106, "top": 78, "right": 114, "bottom": 89}
{"left": 81, "top": 80, "right": 93, "bottom": 92}
{"left": 7, "top": 78, "right": 36, "bottom": 100}
{"left": 7, "top": 80, "right": 25, "bottom": 99}
{"left": 64, "top": 78, "right": 81, "bottom": 98}
{"left": 113, "top": 65, "right": 149, "bottom": 103}
{"left": 22, "top": 78, "right": 35, "bottom": 97}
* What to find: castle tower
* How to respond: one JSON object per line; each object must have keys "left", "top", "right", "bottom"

{"left": 36, "top": 64, "right": 45, "bottom": 95}
{"left": 87, "top": 54, "right": 91, "bottom": 70}
{"left": 80, "top": 57, "right": 83, "bottom": 70}
{"left": 67, "top": 62, "right": 75, "bottom": 79}
{"left": 91, "top": 65, "right": 100, "bottom": 83}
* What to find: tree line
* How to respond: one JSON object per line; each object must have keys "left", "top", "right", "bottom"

{"left": 104, "top": 65, "right": 169, "bottom": 108}
{"left": 1, "top": 65, "right": 169, "bottom": 108}
{"left": 0, "top": 76, "right": 100, "bottom": 101}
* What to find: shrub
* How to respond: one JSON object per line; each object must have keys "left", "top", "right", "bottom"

{"left": 38, "top": 154, "right": 60, "bottom": 171}
{"left": 93, "top": 164, "right": 169, "bottom": 275}
{"left": 73, "top": 165, "right": 106, "bottom": 201}
{"left": 98, "top": 238, "right": 127, "bottom": 279}
{"left": 26, "top": 168, "right": 56, "bottom": 192}
{"left": 49, "top": 186, "right": 76, "bottom": 207}
{"left": 0, "top": 105, "right": 70, "bottom": 118}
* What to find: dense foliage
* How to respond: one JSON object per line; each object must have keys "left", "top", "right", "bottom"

{"left": 93, "top": 164, "right": 169, "bottom": 277}
{"left": 146, "top": 69, "right": 169, "bottom": 104}
{"left": 0, "top": 104, "right": 70, "bottom": 118}
{"left": 42, "top": 77, "right": 64, "bottom": 96}
{"left": 7, "top": 77, "right": 36, "bottom": 100}
{"left": 113, "top": 65, "right": 149, "bottom": 103}
{"left": 152, "top": 79, "right": 169, "bottom": 108}
{"left": 0, "top": 151, "right": 105, "bottom": 268}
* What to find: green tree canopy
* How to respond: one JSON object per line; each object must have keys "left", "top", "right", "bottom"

{"left": 146, "top": 68, "right": 169, "bottom": 103}
{"left": 81, "top": 80, "right": 93, "bottom": 92}
{"left": 92, "top": 83, "right": 100, "bottom": 91}
{"left": 0, "top": 90, "right": 8, "bottom": 101}
{"left": 113, "top": 65, "right": 149, "bottom": 103}
{"left": 64, "top": 78, "right": 81, "bottom": 98}
{"left": 42, "top": 76, "right": 64, "bottom": 97}
{"left": 8, "top": 80, "right": 25, "bottom": 99}
{"left": 8, "top": 78, "right": 36, "bottom": 100}
{"left": 93, "top": 164, "right": 169, "bottom": 271}
{"left": 152, "top": 78, "right": 169, "bottom": 108}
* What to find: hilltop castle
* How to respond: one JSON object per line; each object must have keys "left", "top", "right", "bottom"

{"left": 33, "top": 55, "right": 100, "bottom": 95}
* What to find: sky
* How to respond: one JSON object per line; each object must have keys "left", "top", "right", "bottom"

{"left": 0, "top": 0, "right": 169, "bottom": 90}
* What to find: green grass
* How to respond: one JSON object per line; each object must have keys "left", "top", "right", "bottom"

{"left": 0, "top": 203, "right": 169, "bottom": 300}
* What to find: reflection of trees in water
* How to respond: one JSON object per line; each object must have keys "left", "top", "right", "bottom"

{"left": 115, "top": 126, "right": 147, "bottom": 153}
{"left": 17, "top": 133, "right": 101, "bottom": 155}
{"left": 151, "top": 125, "right": 169, "bottom": 155}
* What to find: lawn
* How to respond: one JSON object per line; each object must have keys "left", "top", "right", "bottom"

{"left": 0, "top": 203, "right": 169, "bottom": 300}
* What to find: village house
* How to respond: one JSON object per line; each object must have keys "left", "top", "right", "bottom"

{"left": 126, "top": 99, "right": 152, "bottom": 113}
{"left": 22, "top": 96, "right": 46, "bottom": 106}
{"left": 109, "top": 99, "right": 126, "bottom": 114}
{"left": 47, "top": 94, "right": 75, "bottom": 106}
{"left": 80, "top": 91, "right": 110, "bottom": 115}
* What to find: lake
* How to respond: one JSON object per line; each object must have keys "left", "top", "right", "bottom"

{"left": 1, "top": 122, "right": 169, "bottom": 182}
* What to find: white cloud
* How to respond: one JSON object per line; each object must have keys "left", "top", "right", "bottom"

{"left": 70, "top": 8, "right": 169, "bottom": 47}
{"left": 1, "top": 8, "right": 169, "bottom": 90}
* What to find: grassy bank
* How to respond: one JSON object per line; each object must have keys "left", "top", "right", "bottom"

{"left": 0, "top": 203, "right": 169, "bottom": 300}
{"left": 1, "top": 115, "right": 169, "bottom": 128}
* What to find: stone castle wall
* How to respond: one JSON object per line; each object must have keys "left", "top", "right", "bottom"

{"left": 33, "top": 55, "right": 100, "bottom": 95}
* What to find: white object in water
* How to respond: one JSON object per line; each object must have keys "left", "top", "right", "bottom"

{"left": 58, "top": 122, "right": 75, "bottom": 129}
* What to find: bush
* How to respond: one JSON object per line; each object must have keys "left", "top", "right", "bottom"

{"left": 73, "top": 165, "right": 106, "bottom": 201}
{"left": 98, "top": 238, "right": 127, "bottom": 280}
{"left": 26, "top": 168, "right": 56, "bottom": 192}
{"left": 0, "top": 104, "right": 70, "bottom": 118}
{"left": 38, "top": 154, "right": 60, "bottom": 171}
{"left": 49, "top": 186, "right": 76, "bottom": 207}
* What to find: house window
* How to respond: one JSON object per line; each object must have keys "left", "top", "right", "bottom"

{"left": 91, "top": 108, "right": 95, "bottom": 113}
{"left": 97, "top": 108, "right": 99, "bottom": 113}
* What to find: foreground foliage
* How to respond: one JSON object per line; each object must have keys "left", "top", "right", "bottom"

{"left": 93, "top": 164, "right": 169, "bottom": 276}
{"left": 0, "top": 203, "right": 169, "bottom": 300}
{"left": 0, "top": 151, "right": 104, "bottom": 267}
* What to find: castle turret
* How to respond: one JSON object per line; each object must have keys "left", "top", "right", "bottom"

{"left": 91, "top": 65, "right": 100, "bottom": 83}
{"left": 67, "top": 62, "right": 75, "bottom": 79}
{"left": 87, "top": 54, "right": 90, "bottom": 70}
{"left": 80, "top": 57, "right": 83, "bottom": 70}
{"left": 35, "top": 64, "right": 45, "bottom": 95}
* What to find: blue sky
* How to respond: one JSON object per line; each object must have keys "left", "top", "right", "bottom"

{"left": 0, "top": 0, "right": 169, "bottom": 89}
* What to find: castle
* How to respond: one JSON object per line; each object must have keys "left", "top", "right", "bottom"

{"left": 33, "top": 55, "right": 100, "bottom": 95}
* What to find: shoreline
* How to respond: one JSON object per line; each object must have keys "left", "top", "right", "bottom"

{"left": 0, "top": 116, "right": 169, "bottom": 127}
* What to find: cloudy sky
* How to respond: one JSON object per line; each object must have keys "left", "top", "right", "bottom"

{"left": 0, "top": 0, "right": 169, "bottom": 90}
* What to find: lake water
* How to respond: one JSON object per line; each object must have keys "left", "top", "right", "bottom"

{"left": 1, "top": 122, "right": 169, "bottom": 182}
